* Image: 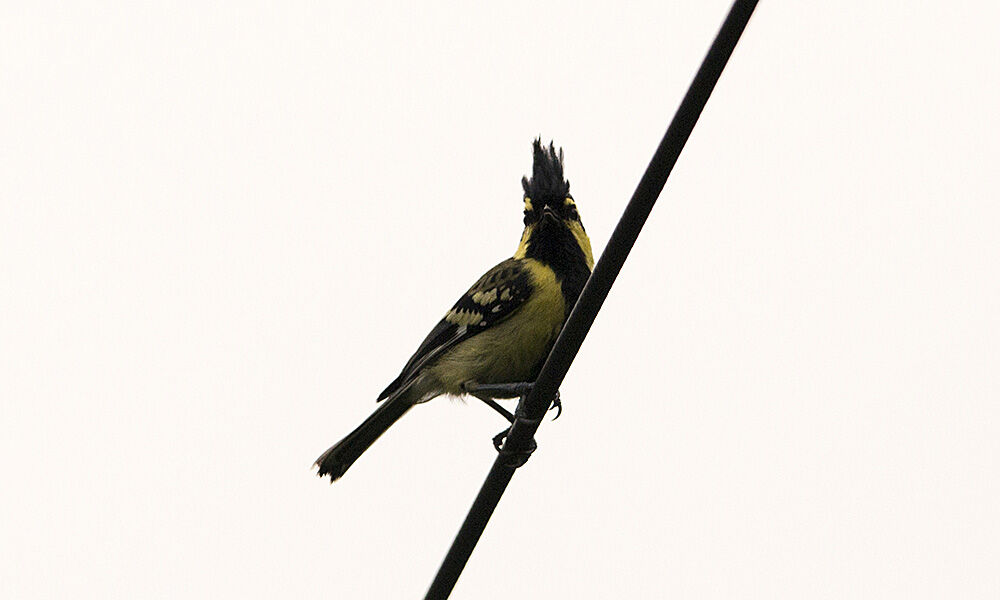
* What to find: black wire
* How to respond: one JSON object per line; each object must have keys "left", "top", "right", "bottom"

{"left": 425, "top": 1, "right": 759, "bottom": 597}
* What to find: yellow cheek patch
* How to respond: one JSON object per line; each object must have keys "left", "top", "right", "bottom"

{"left": 524, "top": 197, "right": 534, "bottom": 212}
{"left": 513, "top": 225, "right": 533, "bottom": 259}
{"left": 564, "top": 197, "right": 575, "bottom": 206}
{"left": 567, "top": 221, "right": 594, "bottom": 270}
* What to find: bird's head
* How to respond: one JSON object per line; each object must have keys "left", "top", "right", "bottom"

{"left": 521, "top": 139, "right": 583, "bottom": 231}
{"left": 516, "top": 139, "right": 593, "bottom": 270}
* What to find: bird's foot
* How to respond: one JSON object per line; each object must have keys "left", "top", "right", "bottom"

{"left": 548, "top": 390, "right": 562, "bottom": 420}
{"left": 493, "top": 428, "right": 537, "bottom": 468}
{"left": 465, "top": 382, "right": 563, "bottom": 422}
{"left": 464, "top": 381, "right": 558, "bottom": 463}
{"left": 492, "top": 429, "right": 509, "bottom": 451}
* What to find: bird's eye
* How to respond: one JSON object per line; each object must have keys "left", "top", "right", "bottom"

{"left": 563, "top": 197, "right": 579, "bottom": 220}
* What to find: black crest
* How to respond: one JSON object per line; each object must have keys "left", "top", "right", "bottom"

{"left": 521, "top": 138, "right": 570, "bottom": 202}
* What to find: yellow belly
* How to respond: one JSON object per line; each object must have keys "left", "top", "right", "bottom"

{"left": 428, "top": 260, "right": 565, "bottom": 395}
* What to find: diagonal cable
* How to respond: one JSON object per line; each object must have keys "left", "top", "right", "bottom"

{"left": 425, "top": 2, "right": 759, "bottom": 597}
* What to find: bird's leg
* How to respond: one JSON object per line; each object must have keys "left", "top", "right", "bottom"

{"left": 464, "top": 382, "right": 561, "bottom": 453}
{"left": 472, "top": 394, "right": 515, "bottom": 424}
{"left": 465, "top": 382, "right": 533, "bottom": 398}
{"left": 491, "top": 400, "right": 539, "bottom": 460}
{"left": 461, "top": 382, "right": 516, "bottom": 423}
{"left": 466, "top": 382, "right": 562, "bottom": 419}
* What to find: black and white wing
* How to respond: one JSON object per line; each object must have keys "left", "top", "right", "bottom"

{"left": 376, "top": 258, "right": 533, "bottom": 401}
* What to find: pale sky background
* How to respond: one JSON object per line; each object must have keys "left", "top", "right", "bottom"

{"left": 2, "top": 2, "right": 999, "bottom": 598}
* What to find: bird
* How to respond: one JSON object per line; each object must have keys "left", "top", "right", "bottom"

{"left": 314, "top": 139, "right": 594, "bottom": 481}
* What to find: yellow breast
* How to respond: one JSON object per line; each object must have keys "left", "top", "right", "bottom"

{"left": 429, "top": 259, "right": 565, "bottom": 394}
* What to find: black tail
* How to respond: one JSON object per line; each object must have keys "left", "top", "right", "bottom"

{"left": 314, "top": 397, "right": 411, "bottom": 481}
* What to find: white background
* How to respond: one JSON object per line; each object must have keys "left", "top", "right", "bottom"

{"left": 3, "top": 2, "right": 998, "bottom": 598}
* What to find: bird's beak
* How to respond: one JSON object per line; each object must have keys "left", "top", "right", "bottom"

{"left": 542, "top": 206, "right": 558, "bottom": 222}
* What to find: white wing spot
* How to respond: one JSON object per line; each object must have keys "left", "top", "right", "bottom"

{"left": 446, "top": 308, "right": 484, "bottom": 326}
{"left": 471, "top": 288, "right": 498, "bottom": 305}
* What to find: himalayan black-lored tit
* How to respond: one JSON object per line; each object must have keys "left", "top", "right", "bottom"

{"left": 315, "top": 139, "right": 593, "bottom": 481}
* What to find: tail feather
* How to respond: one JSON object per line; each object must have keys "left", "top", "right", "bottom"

{"left": 314, "top": 397, "right": 411, "bottom": 481}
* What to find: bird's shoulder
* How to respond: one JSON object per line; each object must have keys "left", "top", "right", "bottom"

{"left": 443, "top": 258, "right": 535, "bottom": 329}
{"left": 375, "top": 258, "right": 540, "bottom": 401}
